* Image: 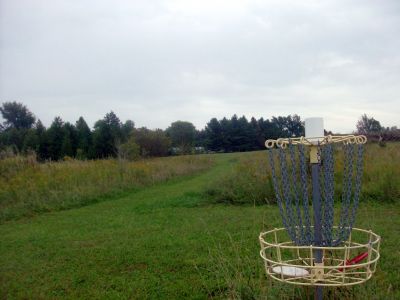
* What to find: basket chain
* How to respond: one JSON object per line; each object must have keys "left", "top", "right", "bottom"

{"left": 266, "top": 141, "right": 365, "bottom": 247}
{"left": 322, "top": 143, "right": 335, "bottom": 246}
{"left": 278, "top": 146, "right": 297, "bottom": 242}
{"left": 267, "top": 148, "right": 289, "bottom": 233}
{"left": 338, "top": 144, "right": 355, "bottom": 243}
{"left": 289, "top": 141, "right": 304, "bottom": 243}
{"left": 299, "top": 144, "right": 312, "bottom": 244}
{"left": 348, "top": 144, "right": 364, "bottom": 233}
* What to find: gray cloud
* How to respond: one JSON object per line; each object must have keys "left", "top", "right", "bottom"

{"left": 1, "top": 0, "right": 399, "bottom": 132}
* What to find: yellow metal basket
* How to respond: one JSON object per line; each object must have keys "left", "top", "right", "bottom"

{"left": 259, "top": 227, "right": 380, "bottom": 287}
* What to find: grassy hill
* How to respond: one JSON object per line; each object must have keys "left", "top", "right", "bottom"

{"left": 0, "top": 150, "right": 399, "bottom": 299}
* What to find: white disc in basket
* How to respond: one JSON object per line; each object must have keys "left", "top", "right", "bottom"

{"left": 272, "top": 266, "right": 309, "bottom": 277}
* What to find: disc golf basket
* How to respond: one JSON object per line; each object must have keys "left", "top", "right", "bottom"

{"left": 258, "top": 118, "right": 380, "bottom": 299}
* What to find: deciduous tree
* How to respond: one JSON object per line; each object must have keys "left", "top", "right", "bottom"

{"left": 0, "top": 101, "right": 35, "bottom": 129}
{"left": 166, "top": 121, "right": 196, "bottom": 154}
{"left": 356, "top": 114, "right": 382, "bottom": 134}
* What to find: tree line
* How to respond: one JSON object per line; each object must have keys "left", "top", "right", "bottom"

{"left": 356, "top": 114, "right": 400, "bottom": 143}
{"left": 0, "top": 102, "right": 305, "bottom": 160}
{"left": 1, "top": 101, "right": 397, "bottom": 160}
{"left": 0, "top": 102, "right": 172, "bottom": 160}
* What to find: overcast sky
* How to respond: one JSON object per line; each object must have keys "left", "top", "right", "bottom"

{"left": 0, "top": 0, "right": 399, "bottom": 132}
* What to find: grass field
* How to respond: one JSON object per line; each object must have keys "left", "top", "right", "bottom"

{"left": 0, "top": 155, "right": 214, "bottom": 223}
{"left": 0, "top": 151, "right": 399, "bottom": 299}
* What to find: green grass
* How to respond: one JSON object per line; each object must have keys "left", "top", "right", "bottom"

{"left": 205, "top": 143, "right": 400, "bottom": 205}
{"left": 0, "top": 152, "right": 399, "bottom": 299}
{"left": 0, "top": 155, "right": 214, "bottom": 223}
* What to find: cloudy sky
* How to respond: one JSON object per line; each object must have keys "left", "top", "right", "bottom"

{"left": 0, "top": 0, "right": 399, "bottom": 132}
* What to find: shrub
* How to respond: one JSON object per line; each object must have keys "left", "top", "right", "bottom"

{"left": 118, "top": 137, "right": 140, "bottom": 161}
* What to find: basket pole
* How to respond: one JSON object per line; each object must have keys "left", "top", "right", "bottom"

{"left": 306, "top": 118, "right": 324, "bottom": 300}
{"left": 312, "top": 162, "right": 323, "bottom": 300}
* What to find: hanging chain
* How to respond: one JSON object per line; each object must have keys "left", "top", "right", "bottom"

{"left": 337, "top": 144, "right": 349, "bottom": 242}
{"left": 337, "top": 143, "right": 355, "bottom": 244}
{"left": 278, "top": 146, "right": 297, "bottom": 243}
{"left": 266, "top": 140, "right": 364, "bottom": 247}
{"left": 289, "top": 141, "right": 304, "bottom": 244}
{"left": 299, "top": 144, "right": 312, "bottom": 245}
{"left": 348, "top": 144, "right": 364, "bottom": 230}
{"left": 319, "top": 144, "right": 327, "bottom": 244}
{"left": 267, "top": 149, "right": 289, "bottom": 232}
{"left": 322, "top": 144, "right": 335, "bottom": 246}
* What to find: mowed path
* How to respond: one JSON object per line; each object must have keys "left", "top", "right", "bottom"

{"left": 0, "top": 152, "right": 399, "bottom": 299}
{"left": 0, "top": 153, "right": 272, "bottom": 299}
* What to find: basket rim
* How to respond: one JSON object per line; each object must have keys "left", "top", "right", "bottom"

{"left": 259, "top": 227, "right": 380, "bottom": 250}
{"left": 259, "top": 249, "right": 380, "bottom": 270}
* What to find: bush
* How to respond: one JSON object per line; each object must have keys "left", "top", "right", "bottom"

{"left": 118, "top": 137, "right": 140, "bottom": 161}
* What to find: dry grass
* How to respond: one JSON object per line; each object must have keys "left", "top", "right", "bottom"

{"left": 205, "top": 142, "right": 400, "bottom": 205}
{"left": 0, "top": 155, "right": 214, "bottom": 223}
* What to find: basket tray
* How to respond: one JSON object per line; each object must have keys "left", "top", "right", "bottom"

{"left": 259, "top": 227, "right": 380, "bottom": 286}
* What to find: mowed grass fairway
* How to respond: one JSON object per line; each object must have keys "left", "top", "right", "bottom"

{"left": 0, "top": 152, "right": 399, "bottom": 299}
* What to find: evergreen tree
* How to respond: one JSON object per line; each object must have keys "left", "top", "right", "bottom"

{"left": 271, "top": 115, "right": 304, "bottom": 138}
{"left": 220, "top": 117, "right": 231, "bottom": 151}
{"left": 1, "top": 127, "right": 26, "bottom": 152}
{"left": 286, "top": 114, "right": 304, "bottom": 137}
{"left": 92, "top": 120, "right": 115, "bottom": 158}
{"left": 75, "top": 117, "right": 92, "bottom": 159}
{"left": 35, "top": 120, "right": 49, "bottom": 160}
{"left": 252, "top": 117, "right": 264, "bottom": 149}
{"left": 92, "top": 112, "right": 123, "bottom": 158}
{"left": 271, "top": 116, "right": 289, "bottom": 138}
{"left": 259, "top": 118, "right": 280, "bottom": 140}
{"left": 47, "top": 117, "right": 65, "bottom": 160}
{"left": 248, "top": 117, "right": 260, "bottom": 150}
{"left": 228, "top": 115, "right": 255, "bottom": 152}
{"left": 22, "top": 129, "right": 39, "bottom": 153}
{"left": 205, "top": 118, "right": 223, "bottom": 151}
{"left": 104, "top": 111, "right": 122, "bottom": 142}
{"left": 194, "top": 129, "right": 207, "bottom": 148}
{"left": 61, "top": 122, "right": 78, "bottom": 157}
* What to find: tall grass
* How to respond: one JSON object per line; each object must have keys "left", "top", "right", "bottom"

{"left": 205, "top": 143, "right": 400, "bottom": 205}
{"left": 0, "top": 155, "right": 214, "bottom": 223}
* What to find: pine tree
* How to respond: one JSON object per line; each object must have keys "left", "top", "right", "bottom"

{"left": 47, "top": 117, "right": 65, "bottom": 160}
{"left": 205, "top": 118, "right": 223, "bottom": 151}
{"left": 35, "top": 120, "right": 48, "bottom": 160}
{"left": 75, "top": 117, "right": 92, "bottom": 159}
{"left": 61, "top": 122, "right": 77, "bottom": 158}
{"left": 92, "top": 112, "right": 123, "bottom": 158}
{"left": 92, "top": 120, "right": 115, "bottom": 158}
{"left": 22, "top": 129, "right": 39, "bottom": 154}
{"left": 220, "top": 117, "right": 231, "bottom": 152}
